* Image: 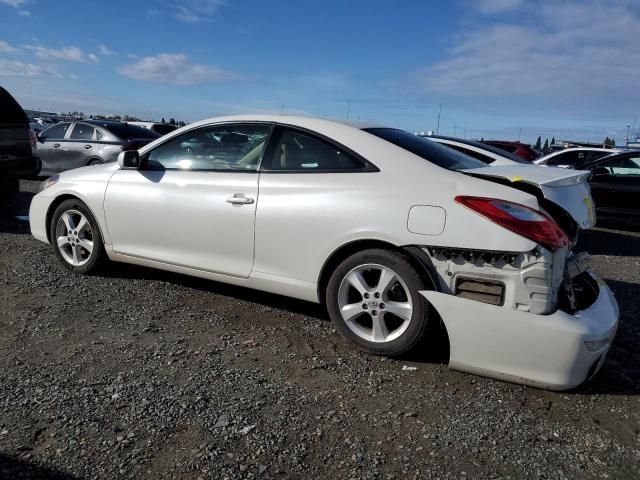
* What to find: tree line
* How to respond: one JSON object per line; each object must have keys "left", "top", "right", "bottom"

{"left": 533, "top": 135, "right": 615, "bottom": 150}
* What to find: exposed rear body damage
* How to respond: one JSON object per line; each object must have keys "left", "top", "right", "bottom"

{"left": 421, "top": 272, "right": 618, "bottom": 390}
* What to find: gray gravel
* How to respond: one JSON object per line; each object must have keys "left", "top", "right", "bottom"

{"left": 0, "top": 180, "right": 639, "bottom": 479}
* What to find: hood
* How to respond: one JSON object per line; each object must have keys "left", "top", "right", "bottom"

{"left": 462, "top": 165, "right": 596, "bottom": 230}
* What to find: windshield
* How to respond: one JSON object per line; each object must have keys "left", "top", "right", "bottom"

{"left": 364, "top": 128, "right": 487, "bottom": 171}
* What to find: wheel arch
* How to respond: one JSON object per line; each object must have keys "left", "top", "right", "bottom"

{"left": 45, "top": 194, "right": 105, "bottom": 245}
{"left": 317, "top": 239, "right": 441, "bottom": 303}
{"left": 86, "top": 156, "right": 104, "bottom": 165}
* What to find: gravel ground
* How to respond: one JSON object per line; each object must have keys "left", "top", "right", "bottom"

{"left": 0, "top": 180, "right": 639, "bottom": 479}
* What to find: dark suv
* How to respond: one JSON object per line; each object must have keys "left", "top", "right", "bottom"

{"left": 0, "top": 87, "right": 38, "bottom": 206}
{"left": 480, "top": 140, "right": 539, "bottom": 162}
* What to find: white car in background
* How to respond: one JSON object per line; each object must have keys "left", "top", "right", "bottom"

{"left": 29, "top": 115, "right": 618, "bottom": 390}
{"left": 534, "top": 147, "right": 618, "bottom": 168}
{"left": 421, "top": 134, "right": 525, "bottom": 166}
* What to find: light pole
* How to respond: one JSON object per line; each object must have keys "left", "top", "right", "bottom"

{"left": 436, "top": 104, "right": 442, "bottom": 134}
{"left": 626, "top": 124, "right": 631, "bottom": 147}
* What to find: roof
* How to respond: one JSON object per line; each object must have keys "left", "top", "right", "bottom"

{"left": 183, "top": 114, "right": 381, "bottom": 131}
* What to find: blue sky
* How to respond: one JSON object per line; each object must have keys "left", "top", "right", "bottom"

{"left": 1, "top": 0, "right": 638, "bottom": 143}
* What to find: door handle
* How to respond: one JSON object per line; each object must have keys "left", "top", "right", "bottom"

{"left": 84, "top": 145, "right": 92, "bottom": 149}
{"left": 53, "top": 143, "right": 60, "bottom": 148}
{"left": 226, "top": 194, "right": 254, "bottom": 205}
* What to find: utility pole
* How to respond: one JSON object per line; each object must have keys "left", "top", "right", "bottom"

{"left": 463, "top": 121, "right": 468, "bottom": 139}
{"left": 436, "top": 104, "right": 442, "bottom": 134}
{"left": 346, "top": 101, "right": 351, "bottom": 119}
{"left": 630, "top": 115, "right": 637, "bottom": 143}
{"left": 518, "top": 127, "right": 522, "bottom": 141}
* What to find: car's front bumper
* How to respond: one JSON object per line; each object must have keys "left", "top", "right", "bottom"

{"left": 29, "top": 192, "right": 51, "bottom": 244}
{"left": 421, "top": 272, "right": 618, "bottom": 390}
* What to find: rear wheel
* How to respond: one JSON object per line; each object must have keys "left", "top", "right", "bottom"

{"left": 326, "top": 249, "right": 430, "bottom": 355}
{"left": 49, "top": 199, "right": 104, "bottom": 273}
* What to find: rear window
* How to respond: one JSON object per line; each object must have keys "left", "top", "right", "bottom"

{"left": 0, "top": 87, "right": 28, "bottom": 126}
{"left": 103, "top": 123, "right": 160, "bottom": 140}
{"left": 364, "top": 128, "right": 486, "bottom": 171}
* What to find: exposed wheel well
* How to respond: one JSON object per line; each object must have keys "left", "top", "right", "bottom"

{"left": 317, "top": 239, "right": 440, "bottom": 303}
{"left": 45, "top": 195, "right": 82, "bottom": 243}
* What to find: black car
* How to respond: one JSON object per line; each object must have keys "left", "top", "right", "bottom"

{"left": 0, "top": 87, "right": 39, "bottom": 206}
{"left": 581, "top": 150, "right": 640, "bottom": 220}
{"left": 37, "top": 120, "right": 159, "bottom": 175}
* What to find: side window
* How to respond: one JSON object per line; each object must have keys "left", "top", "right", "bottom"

{"left": 69, "top": 123, "right": 96, "bottom": 141}
{"left": 42, "top": 122, "right": 70, "bottom": 140}
{"left": 144, "top": 123, "right": 271, "bottom": 171}
{"left": 548, "top": 151, "right": 580, "bottom": 166}
{"left": 264, "top": 128, "right": 367, "bottom": 171}
{"left": 446, "top": 144, "right": 494, "bottom": 164}
{"left": 598, "top": 156, "right": 640, "bottom": 177}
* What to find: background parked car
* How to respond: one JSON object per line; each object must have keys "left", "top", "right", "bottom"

{"left": 480, "top": 140, "right": 539, "bottom": 162}
{"left": 0, "top": 87, "right": 39, "bottom": 206}
{"left": 421, "top": 134, "right": 528, "bottom": 166}
{"left": 534, "top": 147, "right": 618, "bottom": 168}
{"left": 580, "top": 150, "right": 640, "bottom": 220}
{"left": 128, "top": 121, "right": 178, "bottom": 136}
{"left": 37, "top": 120, "right": 160, "bottom": 175}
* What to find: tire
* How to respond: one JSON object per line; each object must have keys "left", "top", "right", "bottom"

{"left": 49, "top": 198, "right": 105, "bottom": 274}
{"left": 325, "top": 248, "right": 430, "bottom": 356}
{"left": 88, "top": 159, "right": 103, "bottom": 166}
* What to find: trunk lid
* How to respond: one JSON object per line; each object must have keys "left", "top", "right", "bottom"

{"left": 462, "top": 165, "right": 596, "bottom": 230}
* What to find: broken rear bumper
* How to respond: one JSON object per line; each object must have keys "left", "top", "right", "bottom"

{"left": 421, "top": 272, "right": 618, "bottom": 390}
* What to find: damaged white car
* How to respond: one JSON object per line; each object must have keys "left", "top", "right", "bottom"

{"left": 29, "top": 115, "right": 618, "bottom": 390}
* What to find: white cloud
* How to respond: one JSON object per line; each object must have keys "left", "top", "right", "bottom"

{"left": 0, "top": 58, "right": 64, "bottom": 78}
{"left": 171, "top": 0, "right": 224, "bottom": 23}
{"left": 471, "top": 0, "right": 524, "bottom": 14}
{"left": 118, "top": 53, "right": 241, "bottom": 85}
{"left": 98, "top": 44, "right": 115, "bottom": 56}
{"left": 0, "top": 40, "right": 18, "bottom": 52}
{"left": 412, "top": 1, "right": 640, "bottom": 114}
{"left": 0, "top": 0, "right": 28, "bottom": 7}
{"left": 22, "top": 44, "right": 100, "bottom": 64}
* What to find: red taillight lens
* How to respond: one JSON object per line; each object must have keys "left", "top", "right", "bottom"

{"left": 455, "top": 196, "right": 569, "bottom": 250}
{"left": 29, "top": 129, "right": 37, "bottom": 146}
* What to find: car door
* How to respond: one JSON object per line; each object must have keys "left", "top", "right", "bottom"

{"left": 104, "top": 122, "right": 272, "bottom": 278}
{"left": 38, "top": 122, "right": 71, "bottom": 174}
{"left": 589, "top": 154, "right": 640, "bottom": 218}
{"left": 254, "top": 125, "right": 377, "bottom": 282}
{"left": 63, "top": 122, "right": 98, "bottom": 170}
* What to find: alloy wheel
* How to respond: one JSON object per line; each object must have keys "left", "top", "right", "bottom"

{"left": 337, "top": 263, "right": 413, "bottom": 343}
{"left": 55, "top": 209, "right": 94, "bottom": 266}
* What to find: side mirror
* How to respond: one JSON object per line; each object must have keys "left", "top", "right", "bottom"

{"left": 36, "top": 132, "right": 45, "bottom": 143}
{"left": 117, "top": 150, "right": 141, "bottom": 169}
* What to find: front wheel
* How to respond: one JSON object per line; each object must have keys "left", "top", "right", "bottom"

{"left": 49, "top": 199, "right": 105, "bottom": 273}
{"left": 325, "top": 249, "right": 430, "bottom": 356}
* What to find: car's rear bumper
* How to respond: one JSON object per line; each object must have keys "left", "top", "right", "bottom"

{"left": 421, "top": 272, "right": 618, "bottom": 390}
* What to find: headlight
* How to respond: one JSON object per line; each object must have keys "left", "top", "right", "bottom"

{"left": 38, "top": 175, "right": 59, "bottom": 193}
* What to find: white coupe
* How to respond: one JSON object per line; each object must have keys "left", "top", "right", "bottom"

{"left": 29, "top": 115, "right": 619, "bottom": 390}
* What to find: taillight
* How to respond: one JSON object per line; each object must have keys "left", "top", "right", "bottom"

{"left": 29, "top": 129, "right": 37, "bottom": 146}
{"left": 455, "top": 196, "right": 569, "bottom": 250}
